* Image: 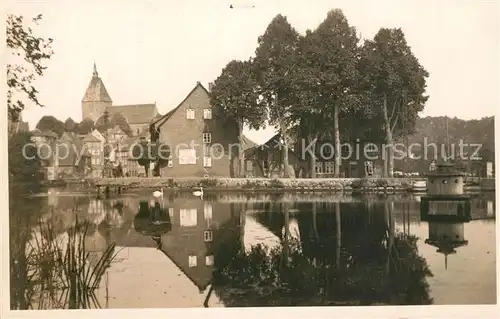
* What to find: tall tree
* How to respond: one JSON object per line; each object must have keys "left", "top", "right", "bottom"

{"left": 254, "top": 14, "right": 301, "bottom": 178}
{"left": 35, "top": 115, "right": 64, "bottom": 136}
{"left": 64, "top": 117, "right": 77, "bottom": 132}
{"left": 359, "top": 28, "right": 429, "bottom": 177}
{"left": 78, "top": 118, "right": 95, "bottom": 135}
{"left": 309, "top": 9, "right": 361, "bottom": 177}
{"left": 6, "top": 14, "right": 54, "bottom": 123}
{"left": 210, "top": 59, "right": 267, "bottom": 177}
{"left": 290, "top": 10, "right": 361, "bottom": 177}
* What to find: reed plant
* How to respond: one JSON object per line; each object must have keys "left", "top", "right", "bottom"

{"left": 17, "top": 217, "right": 120, "bottom": 309}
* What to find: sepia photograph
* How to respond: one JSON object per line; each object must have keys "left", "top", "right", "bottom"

{"left": 2, "top": 0, "right": 498, "bottom": 318}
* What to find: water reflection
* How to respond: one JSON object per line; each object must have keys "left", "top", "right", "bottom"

{"left": 9, "top": 191, "right": 496, "bottom": 308}
{"left": 214, "top": 200, "right": 433, "bottom": 306}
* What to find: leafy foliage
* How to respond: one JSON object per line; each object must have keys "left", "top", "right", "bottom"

{"left": 289, "top": 10, "right": 362, "bottom": 176}
{"left": 254, "top": 14, "right": 301, "bottom": 129}
{"left": 78, "top": 118, "right": 95, "bottom": 135}
{"left": 130, "top": 138, "right": 170, "bottom": 177}
{"left": 64, "top": 118, "right": 77, "bottom": 132}
{"left": 211, "top": 59, "right": 267, "bottom": 175}
{"left": 358, "top": 28, "right": 429, "bottom": 138}
{"left": 211, "top": 59, "right": 267, "bottom": 131}
{"left": 35, "top": 115, "right": 65, "bottom": 137}
{"left": 6, "top": 14, "right": 54, "bottom": 122}
{"left": 95, "top": 112, "right": 133, "bottom": 136}
{"left": 8, "top": 131, "right": 42, "bottom": 183}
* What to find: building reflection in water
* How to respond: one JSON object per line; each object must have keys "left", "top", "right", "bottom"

{"left": 12, "top": 191, "right": 495, "bottom": 308}
{"left": 133, "top": 196, "right": 243, "bottom": 299}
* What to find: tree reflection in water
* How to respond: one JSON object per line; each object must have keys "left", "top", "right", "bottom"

{"left": 212, "top": 200, "right": 433, "bottom": 307}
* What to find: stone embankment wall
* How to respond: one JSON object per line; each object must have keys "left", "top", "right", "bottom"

{"left": 93, "top": 177, "right": 420, "bottom": 193}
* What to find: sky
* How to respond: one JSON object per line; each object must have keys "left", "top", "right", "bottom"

{"left": 5, "top": 0, "right": 499, "bottom": 144}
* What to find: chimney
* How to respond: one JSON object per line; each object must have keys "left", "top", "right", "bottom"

{"left": 208, "top": 82, "right": 214, "bottom": 92}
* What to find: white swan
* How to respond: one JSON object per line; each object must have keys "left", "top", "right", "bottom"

{"left": 152, "top": 187, "right": 164, "bottom": 198}
{"left": 193, "top": 187, "right": 204, "bottom": 199}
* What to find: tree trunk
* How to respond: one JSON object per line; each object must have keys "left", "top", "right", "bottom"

{"left": 238, "top": 121, "right": 245, "bottom": 177}
{"left": 333, "top": 104, "right": 341, "bottom": 178}
{"left": 309, "top": 134, "right": 317, "bottom": 178}
{"left": 144, "top": 164, "right": 149, "bottom": 177}
{"left": 281, "top": 128, "right": 290, "bottom": 178}
{"left": 382, "top": 94, "right": 394, "bottom": 178}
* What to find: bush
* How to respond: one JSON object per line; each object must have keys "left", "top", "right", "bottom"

{"left": 9, "top": 132, "right": 42, "bottom": 183}
{"left": 200, "top": 178, "right": 218, "bottom": 187}
{"left": 269, "top": 179, "right": 285, "bottom": 188}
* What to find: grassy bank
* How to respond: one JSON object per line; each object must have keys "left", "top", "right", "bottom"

{"left": 93, "top": 177, "right": 423, "bottom": 193}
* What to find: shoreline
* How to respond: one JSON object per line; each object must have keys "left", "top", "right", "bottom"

{"left": 11, "top": 176, "right": 496, "bottom": 193}
{"left": 90, "top": 176, "right": 495, "bottom": 193}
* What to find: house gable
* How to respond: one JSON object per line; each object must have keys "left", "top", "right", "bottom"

{"left": 91, "top": 129, "right": 106, "bottom": 142}
{"left": 155, "top": 82, "right": 239, "bottom": 178}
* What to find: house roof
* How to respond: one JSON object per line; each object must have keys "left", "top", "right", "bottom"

{"left": 241, "top": 135, "right": 258, "bottom": 151}
{"left": 106, "top": 104, "right": 158, "bottom": 124}
{"left": 245, "top": 133, "right": 297, "bottom": 159}
{"left": 107, "top": 125, "right": 126, "bottom": 135}
{"left": 91, "top": 129, "right": 106, "bottom": 142}
{"left": 157, "top": 247, "right": 212, "bottom": 293}
{"left": 82, "top": 64, "right": 113, "bottom": 103}
{"left": 152, "top": 81, "right": 210, "bottom": 128}
{"left": 57, "top": 132, "right": 90, "bottom": 166}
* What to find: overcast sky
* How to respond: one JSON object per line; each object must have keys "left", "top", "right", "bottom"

{"left": 6, "top": 0, "right": 499, "bottom": 144}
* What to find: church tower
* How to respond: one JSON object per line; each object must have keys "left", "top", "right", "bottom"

{"left": 81, "top": 63, "right": 113, "bottom": 122}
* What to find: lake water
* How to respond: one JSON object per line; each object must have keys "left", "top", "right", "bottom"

{"left": 9, "top": 188, "right": 496, "bottom": 309}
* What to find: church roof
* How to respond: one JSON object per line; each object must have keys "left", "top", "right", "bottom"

{"left": 82, "top": 63, "right": 113, "bottom": 103}
{"left": 106, "top": 104, "right": 158, "bottom": 124}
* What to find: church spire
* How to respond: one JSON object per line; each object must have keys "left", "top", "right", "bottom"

{"left": 93, "top": 62, "right": 98, "bottom": 78}
{"left": 82, "top": 61, "right": 112, "bottom": 103}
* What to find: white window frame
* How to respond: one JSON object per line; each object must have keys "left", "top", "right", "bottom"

{"left": 180, "top": 208, "right": 197, "bottom": 227}
{"left": 204, "top": 230, "right": 213, "bottom": 242}
{"left": 178, "top": 149, "right": 197, "bottom": 165}
{"left": 188, "top": 255, "right": 197, "bottom": 268}
{"left": 205, "top": 255, "right": 214, "bottom": 266}
{"left": 315, "top": 162, "right": 324, "bottom": 174}
{"left": 186, "top": 109, "right": 195, "bottom": 120}
{"left": 202, "top": 133, "right": 211, "bottom": 144}
{"left": 203, "top": 156, "right": 212, "bottom": 167}
{"left": 324, "top": 161, "right": 334, "bottom": 174}
{"left": 365, "top": 161, "right": 374, "bottom": 176}
{"left": 203, "top": 108, "right": 212, "bottom": 119}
